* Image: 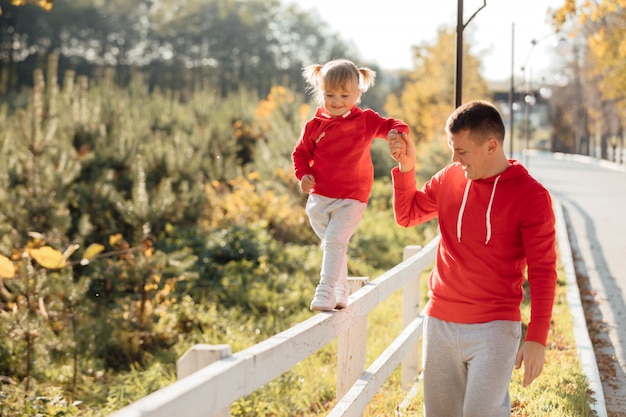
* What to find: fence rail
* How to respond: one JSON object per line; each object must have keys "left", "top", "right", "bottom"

{"left": 108, "top": 237, "right": 440, "bottom": 417}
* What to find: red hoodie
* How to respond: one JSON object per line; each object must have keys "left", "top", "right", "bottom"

{"left": 292, "top": 106, "right": 409, "bottom": 203}
{"left": 392, "top": 161, "right": 557, "bottom": 345}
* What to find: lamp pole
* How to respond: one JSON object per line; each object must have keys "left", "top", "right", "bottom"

{"left": 508, "top": 23, "right": 515, "bottom": 159}
{"left": 454, "top": 0, "right": 486, "bottom": 108}
{"left": 518, "top": 35, "right": 573, "bottom": 166}
{"left": 524, "top": 89, "right": 536, "bottom": 167}
{"left": 454, "top": 0, "right": 464, "bottom": 108}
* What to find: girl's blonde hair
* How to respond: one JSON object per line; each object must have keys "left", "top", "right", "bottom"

{"left": 302, "top": 59, "right": 376, "bottom": 106}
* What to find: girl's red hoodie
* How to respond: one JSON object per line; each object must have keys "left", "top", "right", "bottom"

{"left": 292, "top": 106, "right": 408, "bottom": 203}
{"left": 392, "top": 161, "right": 557, "bottom": 345}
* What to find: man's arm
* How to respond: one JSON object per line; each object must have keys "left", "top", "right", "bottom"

{"left": 516, "top": 189, "right": 557, "bottom": 387}
{"left": 388, "top": 131, "right": 439, "bottom": 227}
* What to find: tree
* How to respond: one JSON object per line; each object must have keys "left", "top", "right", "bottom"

{"left": 0, "top": 0, "right": 354, "bottom": 97}
{"left": 553, "top": 0, "right": 626, "bottom": 158}
{"left": 553, "top": 0, "right": 626, "bottom": 106}
{"left": 0, "top": 0, "right": 52, "bottom": 15}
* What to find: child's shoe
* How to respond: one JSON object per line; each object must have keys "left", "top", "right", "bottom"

{"left": 335, "top": 280, "right": 348, "bottom": 309}
{"left": 310, "top": 283, "right": 336, "bottom": 311}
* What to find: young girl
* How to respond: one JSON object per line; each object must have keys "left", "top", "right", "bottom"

{"left": 292, "top": 59, "right": 409, "bottom": 311}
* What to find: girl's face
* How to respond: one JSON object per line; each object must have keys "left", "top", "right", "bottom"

{"left": 322, "top": 82, "right": 360, "bottom": 117}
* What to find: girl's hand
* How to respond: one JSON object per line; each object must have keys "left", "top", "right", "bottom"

{"left": 300, "top": 174, "right": 315, "bottom": 193}
{"left": 389, "top": 131, "right": 415, "bottom": 172}
{"left": 388, "top": 129, "right": 402, "bottom": 160}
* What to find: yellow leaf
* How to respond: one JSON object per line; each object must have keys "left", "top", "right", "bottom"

{"left": 30, "top": 246, "right": 66, "bottom": 269}
{"left": 109, "top": 233, "right": 123, "bottom": 246}
{"left": 83, "top": 243, "right": 105, "bottom": 260}
{"left": 0, "top": 255, "right": 15, "bottom": 278}
{"left": 38, "top": 0, "right": 53, "bottom": 11}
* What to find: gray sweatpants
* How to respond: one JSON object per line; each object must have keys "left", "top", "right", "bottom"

{"left": 306, "top": 194, "right": 366, "bottom": 287}
{"left": 422, "top": 316, "right": 522, "bottom": 417}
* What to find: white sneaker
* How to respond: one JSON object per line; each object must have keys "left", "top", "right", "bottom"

{"left": 335, "top": 280, "right": 348, "bottom": 309}
{"left": 310, "top": 283, "right": 336, "bottom": 311}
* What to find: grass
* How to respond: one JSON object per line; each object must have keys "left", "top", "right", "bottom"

{"left": 377, "top": 260, "right": 595, "bottom": 417}
{"left": 508, "top": 265, "right": 595, "bottom": 417}
{"left": 232, "top": 256, "right": 595, "bottom": 417}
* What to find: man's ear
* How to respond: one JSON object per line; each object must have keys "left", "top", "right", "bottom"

{"left": 486, "top": 137, "right": 498, "bottom": 154}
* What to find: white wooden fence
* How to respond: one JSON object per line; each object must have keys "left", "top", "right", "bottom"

{"left": 108, "top": 236, "right": 440, "bottom": 417}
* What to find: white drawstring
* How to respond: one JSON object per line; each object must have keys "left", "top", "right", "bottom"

{"left": 456, "top": 176, "right": 501, "bottom": 244}
{"left": 485, "top": 175, "right": 501, "bottom": 244}
{"left": 457, "top": 180, "right": 471, "bottom": 242}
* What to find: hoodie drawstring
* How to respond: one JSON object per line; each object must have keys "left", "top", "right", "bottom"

{"left": 456, "top": 175, "right": 501, "bottom": 244}
{"left": 485, "top": 175, "right": 501, "bottom": 244}
{"left": 457, "top": 180, "right": 471, "bottom": 243}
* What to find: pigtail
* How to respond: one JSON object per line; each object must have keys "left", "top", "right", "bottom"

{"left": 302, "top": 64, "right": 323, "bottom": 90}
{"left": 358, "top": 67, "right": 376, "bottom": 93}
{"left": 302, "top": 64, "right": 324, "bottom": 105}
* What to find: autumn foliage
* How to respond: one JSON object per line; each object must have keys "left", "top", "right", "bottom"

{"left": 0, "top": 0, "right": 52, "bottom": 14}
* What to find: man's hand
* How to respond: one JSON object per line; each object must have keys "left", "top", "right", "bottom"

{"left": 515, "top": 341, "right": 546, "bottom": 387}
{"left": 300, "top": 174, "right": 315, "bottom": 193}
{"left": 388, "top": 130, "right": 415, "bottom": 172}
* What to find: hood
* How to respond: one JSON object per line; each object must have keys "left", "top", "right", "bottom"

{"left": 457, "top": 161, "right": 528, "bottom": 244}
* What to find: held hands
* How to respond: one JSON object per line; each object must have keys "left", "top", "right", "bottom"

{"left": 388, "top": 129, "right": 415, "bottom": 172}
{"left": 300, "top": 174, "right": 315, "bottom": 193}
{"left": 515, "top": 340, "right": 546, "bottom": 387}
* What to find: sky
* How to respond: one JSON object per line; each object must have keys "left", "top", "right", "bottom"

{"left": 287, "top": 0, "right": 569, "bottom": 83}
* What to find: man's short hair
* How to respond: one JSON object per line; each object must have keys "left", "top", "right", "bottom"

{"left": 446, "top": 100, "right": 506, "bottom": 143}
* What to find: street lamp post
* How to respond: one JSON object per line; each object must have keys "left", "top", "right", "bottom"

{"left": 455, "top": 0, "right": 464, "bottom": 109}
{"left": 516, "top": 35, "right": 572, "bottom": 166}
{"left": 454, "top": 0, "right": 486, "bottom": 108}
{"left": 523, "top": 92, "right": 536, "bottom": 167}
{"left": 508, "top": 23, "right": 515, "bottom": 159}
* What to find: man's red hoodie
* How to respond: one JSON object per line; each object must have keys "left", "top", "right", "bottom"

{"left": 392, "top": 161, "right": 557, "bottom": 345}
{"left": 293, "top": 106, "right": 408, "bottom": 203}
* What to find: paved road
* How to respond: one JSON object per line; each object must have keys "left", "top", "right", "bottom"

{"left": 526, "top": 151, "right": 626, "bottom": 415}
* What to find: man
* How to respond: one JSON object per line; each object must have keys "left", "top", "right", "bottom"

{"left": 389, "top": 100, "right": 557, "bottom": 417}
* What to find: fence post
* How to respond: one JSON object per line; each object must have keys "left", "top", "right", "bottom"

{"left": 337, "top": 277, "right": 369, "bottom": 406}
{"left": 401, "top": 245, "right": 422, "bottom": 390}
{"left": 177, "top": 344, "right": 232, "bottom": 417}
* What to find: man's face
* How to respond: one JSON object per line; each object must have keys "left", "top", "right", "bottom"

{"left": 448, "top": 129, "right": 492, "bottom": 180}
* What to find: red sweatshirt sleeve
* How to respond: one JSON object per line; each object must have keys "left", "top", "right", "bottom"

{"left": 292, "top": 122, "right": 317, "bottom": 181}
{"left": 365, "top": 110, "right": 409, "bottom": 139}
{"left": 523, "top": 189, "right": 557, "bottom": 345}
{"left": 391, "top": 167, "right": 439, "bottom": 227}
